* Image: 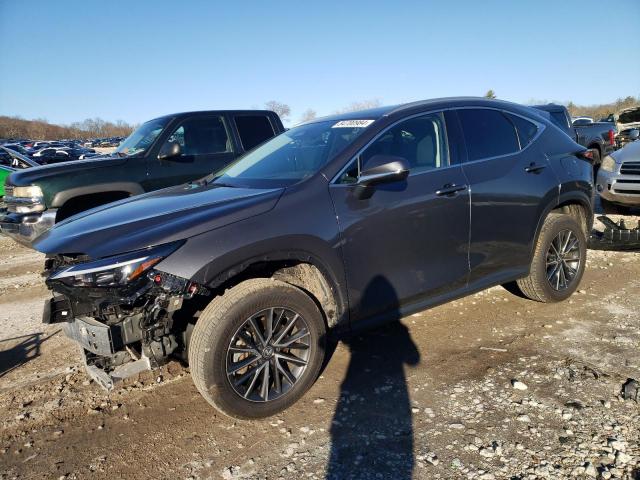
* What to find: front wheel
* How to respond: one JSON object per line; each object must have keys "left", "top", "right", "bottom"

{"left": 189, "top": 278, "right": 326, "bottom": 419}
{"left": 515, "top": 214, "right": 587, "bottom": 303}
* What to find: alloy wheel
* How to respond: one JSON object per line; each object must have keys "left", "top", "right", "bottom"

{"left": 226, "top": 307, "right": 311, "bottom": 402}
{"left": 546, "top": 229, "right": 581, "bottom": 291}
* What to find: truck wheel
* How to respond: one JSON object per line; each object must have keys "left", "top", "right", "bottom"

{"left": 515, "top": 214, "right": 586, "bottom": 303}
{"left": 189, "top": 278, "right": 326, "bottom": 419}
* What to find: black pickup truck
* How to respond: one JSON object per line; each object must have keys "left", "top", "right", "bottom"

{"left": 533, "top": 104, "right": 616, "bottom": 170}
{"left": 1, "top": 110, "right": 284, "bottom": 246}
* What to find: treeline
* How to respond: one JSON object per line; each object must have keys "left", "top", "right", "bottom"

{"left": 565, "top": 96, "right": 638, "bottom": 120}
{"left": 0, "top": 116, "right": 136, "bottom": 140}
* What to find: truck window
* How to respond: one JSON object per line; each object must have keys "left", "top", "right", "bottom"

{"left": 165, "top": 116, "right": 231, "bottom": 155}
{"left": 457, "top": 109, "right": 519, "bottom": 161}
{"left": 234, "top": 115, "right": 275, "bottom": 151}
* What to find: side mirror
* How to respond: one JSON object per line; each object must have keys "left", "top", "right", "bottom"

{"left": 355, "top": 154, "right": 410, "bottom": 199}
{"left": 358, "top": 154, "right": 410, "bottom": 186}
{"left": 158, "top": 141, "right": 182, "bottom": 161}
{"left": 629, "top": 129, "right": 640, "bottom": 140}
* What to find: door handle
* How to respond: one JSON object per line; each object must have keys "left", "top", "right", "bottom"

{"left": 435, "top": 184, "right": 468, "bottom": 196}
{"left": 525, "top": 163, "right": 546, "bottom": 173}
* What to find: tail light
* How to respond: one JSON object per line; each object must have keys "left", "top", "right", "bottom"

{"left": 608, "top": 129, "right": 615, "bottom": 146}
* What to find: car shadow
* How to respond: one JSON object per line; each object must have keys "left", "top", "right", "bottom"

{"left": 326, "top": 276, "right": 420, "bottom": 480}
{"left": 0, "top": 331, "right": 59, "bottom": 378}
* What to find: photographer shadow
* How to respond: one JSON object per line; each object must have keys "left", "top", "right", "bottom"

{"left": 326, "top": 276, "right": 420, "bottom": 480}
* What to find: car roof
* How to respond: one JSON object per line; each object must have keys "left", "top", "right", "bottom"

{"left": 307, "top": 97, "right": 547, "bottom": 125}
{"left": 150, "top": 109, "right": 278, "bottom": 123}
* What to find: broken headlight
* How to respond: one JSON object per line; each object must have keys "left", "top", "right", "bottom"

{"left": 49, "top": 241, "right": 183, "bottom": 287}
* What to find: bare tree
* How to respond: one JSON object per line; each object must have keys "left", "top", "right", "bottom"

{"left": 264, "top": 101, "right": 291, "bottom": 121}
{"left": 484, "top": 90, "right": 497, "bottom": 99}
{"left": 336, "top": 98, "right": 382, "bottom": 114}
{"left": 299, "top": 109, "right": 317, "bottom": 123}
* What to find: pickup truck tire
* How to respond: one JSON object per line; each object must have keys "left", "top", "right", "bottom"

{"left": 189, "top": 278, "right": 326, "bottom": 419}
{"left": 515, "top": 214, "right": 586, "bottom": 303}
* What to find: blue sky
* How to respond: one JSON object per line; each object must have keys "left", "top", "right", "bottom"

{"left": 0, "top": 0, "right": 638, "bottom": 126}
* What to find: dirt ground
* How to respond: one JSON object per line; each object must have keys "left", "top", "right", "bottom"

{"left": 0, "top": 213, "right": 638, "bottom": 480}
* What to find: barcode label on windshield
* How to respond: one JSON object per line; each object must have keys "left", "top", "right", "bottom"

{"left": 332, "top": 120, "right": 375, "bottom": 129}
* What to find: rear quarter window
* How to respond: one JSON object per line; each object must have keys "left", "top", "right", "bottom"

{"left": 457, "top": 109, "right": 519, "bottom": 161}
{"left": 505, "top": 113, "right": 538, "bottom": 148}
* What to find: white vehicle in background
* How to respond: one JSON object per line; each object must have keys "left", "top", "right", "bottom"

{"left": 602, "top": 106, "right": 640, "bottom": 133}
{"left": 596, "top": 140, "right": 640, "bottom": 214}
{"left": 571, "top": 116, "right": 594, "bottom": 125}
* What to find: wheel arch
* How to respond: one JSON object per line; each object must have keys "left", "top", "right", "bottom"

{"left": 530, "top": 191, "right": 593, "bottom": 258}
{"left": 203, "top": 250, "right": 348, "bottom": 331}
{"left": 51, "top": 182, "right": 144, "bottom": 208}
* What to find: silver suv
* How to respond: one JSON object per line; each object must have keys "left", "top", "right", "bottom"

{"left": 596, "top": 141, "right": 640, "bottom": 213}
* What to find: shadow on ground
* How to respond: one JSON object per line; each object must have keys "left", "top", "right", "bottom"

{"left": 326, "top": 276, "right": 421, "bottom": 480}
{"left": 0, "top": 331, "right": 59, "bottom": 378}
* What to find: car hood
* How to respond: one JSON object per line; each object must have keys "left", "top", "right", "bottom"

{"left": 7, "top": 155, "right": 125, "bottom": 186}
{"left": 33, "top": 182, "right": 284, "bottom": 259}
{"left": 612, "top": 140, "right": 640, "bottom": 162}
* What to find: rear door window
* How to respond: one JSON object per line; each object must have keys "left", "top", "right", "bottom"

{"left": 165, "top": 116, "right": 231, "bottom": 155}
{"left": 234, "top": 115, "right": 276, "bottom": 151}
{"left": 457, "top": 109, "right": 519, "bottom": 161}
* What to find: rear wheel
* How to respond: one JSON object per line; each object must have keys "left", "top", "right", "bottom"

{"left": 515, "top": 214, "right": 586, "bottom": 303}
{"left": 189, "top": 278, "right": 326, "bottom": 419}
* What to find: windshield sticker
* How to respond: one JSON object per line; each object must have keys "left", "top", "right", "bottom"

{"left": 332, "top": 120, "right": 375, "bottom": 129}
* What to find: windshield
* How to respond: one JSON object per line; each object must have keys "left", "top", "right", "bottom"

{"left": 213, "top": 119, "right": 372, "bottom": 187}
{"left": 114, "top": 117, "right": 171, "bottom": 157}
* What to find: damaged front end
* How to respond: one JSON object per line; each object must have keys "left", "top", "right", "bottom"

{"left": 42, "top": 241, "right": 207, "bottom": 390}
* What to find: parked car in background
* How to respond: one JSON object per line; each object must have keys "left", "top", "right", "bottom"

{"left": 0, "top": 165, "right": 12, "bottom": 198}
{"left": 596, "top": 140, "right": 640, "bottom": 214}
{"left": 35, "top": 97, "right": 593, "bottom": 418}
{"left": 533, "top": 104, "right": 616, "bottom": 170}
{"left": 0, "top": 147, "right": 39, "bottom": 198}
{"left": 31, "top": 147, "right": 74, "bottom": 163}
{"left": 616, "top": 128, "right": 640, "bottom": 149}
{"left": 601, "top": 106, "right": 640, "bottom": 133}
{"left": 3, "top": 143, "right": 32, "bottom": 156}
{"left": 1, "top": 110, "right": 285, "bottom": 246}
{"left": 572, "top": 116, "right": 593, "bottom": 125}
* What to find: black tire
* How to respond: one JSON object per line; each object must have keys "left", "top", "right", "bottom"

{"left": 600, "top": 197, "right": 632, "bottom": 215}
{"left": 515, "top": 214, "right": 586, "bottom": 303}
{"left": 189, "top": 278, "right": 326, "bottom": 419}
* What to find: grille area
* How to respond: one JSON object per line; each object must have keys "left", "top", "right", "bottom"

{"left": 620, "top": 161, "right": 640, "bottom": 175}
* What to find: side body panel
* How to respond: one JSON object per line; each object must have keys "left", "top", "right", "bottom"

{"left": 454, "top": 110, "right": 561, "bottom": 286}
{"left": 329, "top": 167, "right": 470, "bottom": 324}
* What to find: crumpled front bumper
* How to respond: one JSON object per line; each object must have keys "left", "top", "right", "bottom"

{"left": 0, "top": 209, "right": 57, "bottom": 247}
